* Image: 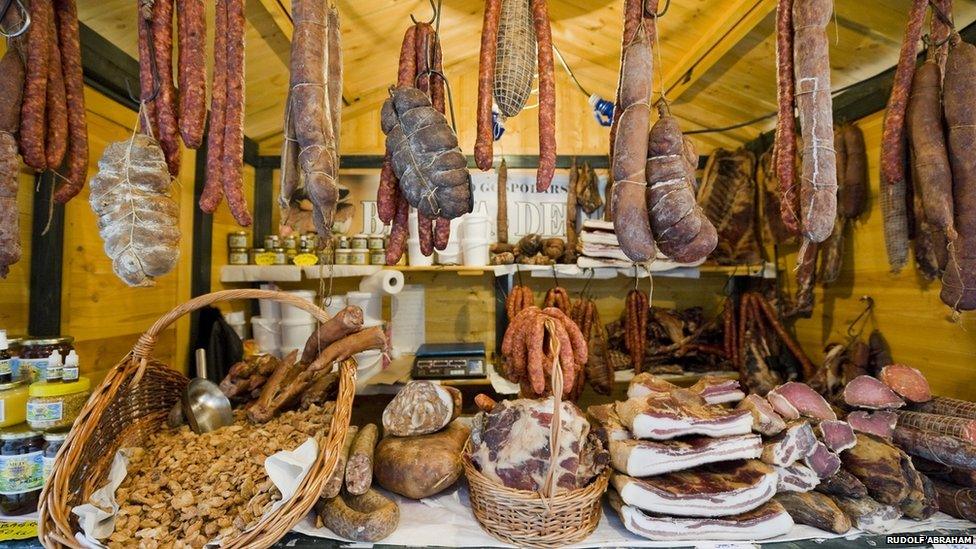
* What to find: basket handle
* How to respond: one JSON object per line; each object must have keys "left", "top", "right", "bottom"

{"left": 132, "top": 289, "right": 330, "bottom": 362}
{"left": 541, "top": 318, "right": 564, "bottom": 499}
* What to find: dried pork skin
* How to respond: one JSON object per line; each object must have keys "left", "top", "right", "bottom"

{"left": 611, "top": 459, "right": 778, "bottom": 517}
{"left": 768, "top": 382, "right": 836, "bottom": 420}
{"left": 775, "top": 462, "right": 821, "bottom": 493}
{"left": 587, "top": 403, "right": 631, "bottom": 443}
{"left": 803, "top": 441, "right": 842, "bottom": 478}
{"left": 615, "top": 393, "right": 753, "bottom": 440}
{"left": 761, "top": 421, "right": 817, "bottom": 467}
{"left": 847, "top": 410, "right": 897, "bottom": 439}
{"left": 614, "top": 499, "right": 794, "bottom": 542}
{"left": 470, "top": 397, "right": 606, "bottom": 494}
{"left": 843, "top": 375, "right": 906, "bottom": 410}
{"left": 609, "top": 434, "right": 762, "bottom": 477}
{"left": 736, "top": 394, "right": 787, "bottom": 436}
{"left": 817, "top": 420, "right": 857, "bottom": 453}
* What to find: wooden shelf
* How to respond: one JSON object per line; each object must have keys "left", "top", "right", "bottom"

{"left": 220, "top": 262, "right": 777, "bottom": 283}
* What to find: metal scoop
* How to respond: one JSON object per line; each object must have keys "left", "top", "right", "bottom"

{"left": 168, "top": 349, "right": 233, "bottom": 433}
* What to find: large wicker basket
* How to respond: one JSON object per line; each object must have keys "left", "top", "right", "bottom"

{"left": 463, "top": 320, "right": 610, "bottom": 548}
{"left": 38, "top": 289, "right": 357, "bottom": 549}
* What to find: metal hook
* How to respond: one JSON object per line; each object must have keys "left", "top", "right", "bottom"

{"left": 515, "top": 263, "right": 524, "bottom": 287}
{"left": 928, "top": 0, "right": 954, "bottom": 31}
{"left": 846, "top": 296, "right": 875, "bottom": 339}
{"left": 551, "top": 264, "right": 560, "bottom": 288}
{"left": 923, "top": 33, "right": 952, "bottom": 48}
{"left": 127, "top": 17, "right": 161, "bottom": 104}
{"left": 410, "top": 0, "right": 439, "bottom": 25}
{"left": 578, "top": 268, "right": 594, "bottom": 300}
{"left": 655, "top": 0, "right": 671, "bottom": 18}
{"left": 0, "top": 0, "right": 30, "bottom": 39}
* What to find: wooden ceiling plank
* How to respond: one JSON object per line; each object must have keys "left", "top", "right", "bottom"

{"left": 662, "top": 0, "right": 776, "bottom": 101}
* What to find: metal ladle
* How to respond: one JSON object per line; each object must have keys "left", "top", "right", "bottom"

{"left": 168, "top": 349, "right": 233, "bottom": 433}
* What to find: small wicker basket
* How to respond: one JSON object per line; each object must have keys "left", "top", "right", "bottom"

{"left": 463, "top": 319, "right": 609, "bottom": 548}
{"left": 38, "top": 289, "right": 357, "bottom": 549}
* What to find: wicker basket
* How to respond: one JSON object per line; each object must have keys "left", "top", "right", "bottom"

{"left": 38, "top": 289, "right": 357, "bottom": 549}
{"left": 464, "top": 319, "right": 609, "bottom": 548}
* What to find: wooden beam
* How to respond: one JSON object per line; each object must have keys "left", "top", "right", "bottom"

{"left": 29, "top": 174, "right": 64, "bottom": 337}
{"left": 252, "top": 0, "right": 293, "bottom": 40}
{"left": 663, "top": 0, "right": 777, "bottom": 101}
{"left": 248, "top": 0, "right": 293, "bottom": 67}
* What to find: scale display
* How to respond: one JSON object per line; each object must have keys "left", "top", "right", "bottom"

{"left": 411, "top": 342, "right": 486, "bottom": 380}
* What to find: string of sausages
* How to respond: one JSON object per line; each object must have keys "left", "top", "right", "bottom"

{"left": 624, "top": 289, "right": 648, "bottom": 373}
{"left": 475, "top": 0, "right": 556, "bottom": 192}
{"left": 505, "top": 284, "right": 534, "bottom": 321}
{"left": 500, "top": 305, "right": 587, "bottom": 400}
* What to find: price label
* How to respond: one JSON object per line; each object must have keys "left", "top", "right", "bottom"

{"left": 253, "top": 252, "right": 277, "bottom": 266}
{"left": 292, "top": 253, "right": 319, "bottom": 266}
{"left": 0, "top": 520, "right": 37, "bottom": 541}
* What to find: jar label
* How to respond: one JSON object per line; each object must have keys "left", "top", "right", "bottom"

{"left": 27, "top": 400, "right": 63, "bottom": 423}
{"left": 19, "top": 358, "right": 47, "bottom": 383}
{"left": 0, "top": 400, "right": 4, "bottom": 423}
{"left": 0, "top": 451, "right": 42, "bottom": 495}
{"left": 293, "top": 253, "right": 319, "bottom": 266}
{"left": 42, "top": 456, "right": 54, "bottom": 482}
{"left": 0, "top": 358, "right": 10, "bottom": 378}
{"left": 254, "top": 252, "right": 276, "bottom": 266}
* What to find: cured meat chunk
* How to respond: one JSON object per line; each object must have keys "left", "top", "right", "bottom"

{"left": 816, "top": 420, "right": 857, "bottom": 453}
{"left": 382, "top": 381, "right": 458, "bottom": 437}
{"left": 775, "top": 491, "right": 851, "bottom": 533}
{"left": 895, "top": 410, "right": 976, "bottom": 443}
{"left": 611, "top": 460, "right": 778, "bottom": 517}
{"left": 611, "top": 494, "right": 794, "bottom": 542}
{"left": 879, "top": 364, "right": 932, "bottom": 403}
{"left": 615, "top": 394, "right": 752, "bottom": 440}
{"left": 847, "top": 410, "right": 897, "bottom": 439}
{"left": 841, "top": 433, "right": 913, "bottom": 505}
{"left": 761, "top": 421, "right": 817, "bottom": 467}
{"left": 913, "top": 456, "right": 976, "bottom": 488}
{"left": 768, "top": 382, "right": 836, "bottom": 420}
{"left": 831, "top": 495, "right": 901, "bottom": 533}
{"left": 775, "top": 462, "right": 820, "bottom": 493}
{"left": 803, "top": 442, "right": 841, "bottom": 478}
{"left": 914, "top": 396, "right": 976, "bottom": 419}
{"left": 767, "top": 391, "right": 800, "bottom": 420}
{"left": 587, "top": 403, "right": 631, "bottom": 443}
{"left": 609, "top": 434, "right": 762, "bottom": 477}
{"left": 843, "top": 375, "right": 905, "bottom": 410}
{"left": 691, "top": 376, "right": 745, "bottom": 405}
{"left": 932, "top": 478, "right": 976, "bottom": 522}
{"left": 893, "top": 426, "right": 976, "bottom": 470}
{"left": 626, "top": 373, "right": 678, "bottom": 398}
{"left": 816, "top": 469, "right": 868, "bottom": 498}
{"left": 736, "top": 394, "right": 786, "bottom": 436}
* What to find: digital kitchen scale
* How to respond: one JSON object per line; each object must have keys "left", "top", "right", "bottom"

{"left": 411, "top": 342, "right": 487, "bottom": 380}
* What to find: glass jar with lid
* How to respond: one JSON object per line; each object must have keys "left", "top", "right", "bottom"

{"left": 0, "top": 382, "right": 27, "bottom": 428}
{"left": 335, "top": 249, "right": 352, "bottom": 265}
{"left": 41, "top": 432, "right": 67, "bottom": 483}
{"left": 282, "top": 234, "right": 298, "bottom": 251}
{"left": 27, "top": 377, "right": 91, "bottom": 432}
{"left": 227, "top": 230, "right": 249, "bottom": 250}
{"left": 0, "top": 426, "right": 43, "bottom": 515}
{"left": 264, "top": 234, "right": 280, "bottom": 251}
{"left": 19, "top": 337, "right": 74, "bottom": 383}
{"left": 351, "top": 234, "right": 369, "bottom": 250}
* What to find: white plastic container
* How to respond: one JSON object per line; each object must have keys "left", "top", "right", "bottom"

{"left": 281, "top": 289, "right": 316, "bottom": 322}
{"left": 407, "top": 239, "right": 434, "bottom": 267}
{"left": 259, "top": 283, "right": 281, "bottom": 320}
{"left": 462, "top": 237, "right": 489, "bottom": 267}
{"left": 251, "top": 316, "right": 280, "bottom": 355}
{"left": 436, "top": 239, "right": 461, "bottom": 265}
{"left": 281, "top": 318, "right": 316, "bottom": 350}
{"left": 462, "top": 214, "right": 489, "bottom": 240}
{"left": 347, "top": 291, "right": 382, "bottom": 325}
{"left": 324, "top": 295, "right": 347, "bottom": 318}
{"left": 224, "top": 311, "right": 247, "bottom": 340}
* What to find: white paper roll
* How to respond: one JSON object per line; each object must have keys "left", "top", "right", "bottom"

{"left": 358, "top": 269, "right": 405, "bottom": 295}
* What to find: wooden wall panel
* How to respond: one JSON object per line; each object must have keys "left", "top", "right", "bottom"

{"left": 209, "top": 165, "right": 256, "bottom": 317}
{"left": 781, "top": 111, "right": 976, "bottom": 401}
{"left": 60, "top": 89, "right": 195, "bottom": 379}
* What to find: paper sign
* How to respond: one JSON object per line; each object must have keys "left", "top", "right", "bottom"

{"left": 0, "top": 520, "right": 38, "bottom": 541}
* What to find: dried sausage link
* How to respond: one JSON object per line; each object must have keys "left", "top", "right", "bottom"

{"left": 52, "top": 0, "right": 89, "bottom": 203}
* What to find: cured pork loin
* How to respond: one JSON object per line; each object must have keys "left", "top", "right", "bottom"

{"left": 736, "top": 394, "right": 787, "bottom": 436}
{"left": 879, "top": 364, "right": 932, "bottom": 403}
{"left": 775, "top": 491, "right": 852, "bottom": 533}
{"left": 611, "top": 459, "right": 778, "bottom": 517}
{"left": 843, "top": 375, "right": 905, "bottom": 410}
{"left": 609, "top": 434, "right": 762, "bottom": 477}
{"left": 847, "top": 410, "right": 897, "bottom": 439}
{"left": 611, "top": 492, "right": 793, "bottom": 542}
{"left": 775, "top": 462, "right": 821, "bottom": 493}
{"left": 627, "top": 373, "right": 743, "bottom": 405}
{"left": 803, "top": 441, "right": 842, "bottom": 478}
{"left": 816, "top": 469, "right": 869, "bottom": 498}
{"left": 816, "top": 420, "right": 857, "bottom": 453}
{"left": 761, "top": 421, "right": 817, "bottom": 467}
{"left": 768, "top": 382, "right": 836, "bottom": 420}
{"left": 615, "top": 392, "right": 752, "bottom": 440}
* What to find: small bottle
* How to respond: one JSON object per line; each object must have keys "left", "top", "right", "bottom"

{"left": 44, "top": 351, "right": 62, "bottom": 384}
{"left": 62, "top": 351, "right": 79, "bottom": 383}
{"left": 0, "top": 331, "right": 11, "bottom": 384}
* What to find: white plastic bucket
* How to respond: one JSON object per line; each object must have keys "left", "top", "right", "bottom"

{"left": 251, "top": 316, "right": 280, "bottom": 355}
{"left": 281, "top": 290, "right": 316, "bottom": 322}
{"left": 462, "top": 237, "right": 489, "bottom": 267}
{"left": 462, "top": 214, "right": 489, "bottom": 240}
{"left": 224, "top": 311, "right": 247, "bottom": 340}
{"left": 437, "top": 238, "right": 462, "bottom": 265}
{"left": 407, "top": 239, "right": 434, "bottom": 267}
{"left": 324, "top": 295, "right": 347, "bottom": 318}
{"left": 347, "top": 291, "right": 382, "bottom": 324}
{"left": 259, "top": 283, "right": 281, "bottom": 320}
{"left": 281, "top": 318, "right": 316, "bottom": 350}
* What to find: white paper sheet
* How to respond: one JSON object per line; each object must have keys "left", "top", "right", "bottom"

{"left": 391, "top": 285, "right": 425, "bottom": 354}
{"left": 293, "top": 482, "right": 976, "bottom": 548}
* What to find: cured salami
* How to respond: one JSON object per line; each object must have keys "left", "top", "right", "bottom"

{"left": 52, "top": 0, "right": 89, "bottom": 203}
{"left": 176, "top": 0, "right": 207, "bottom": 148}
